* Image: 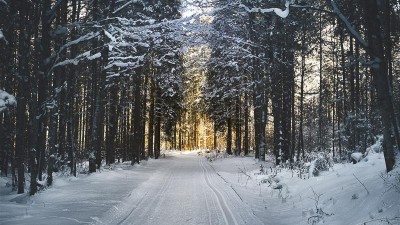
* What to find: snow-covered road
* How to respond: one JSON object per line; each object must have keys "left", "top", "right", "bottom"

{"left": 97, "top": 153, "right": 263, "bottom": 225}
{"left": 2, "top": 150, "right": 399, "bottom": 225}
{"left": 0, "top": 152, "right": 263, "bottom": 225}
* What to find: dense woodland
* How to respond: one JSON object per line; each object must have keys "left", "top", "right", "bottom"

{"left": 0, "top": 0, "right": 399, "bottom": 196}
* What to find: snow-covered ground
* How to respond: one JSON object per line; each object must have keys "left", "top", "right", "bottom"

{"left": 1, "top": 150, "right": 399, "bottom": 225}
{"left": 211, "top": 151, "right": 400, "bottom": 225}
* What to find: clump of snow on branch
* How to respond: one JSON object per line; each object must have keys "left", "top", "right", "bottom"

{"left": 239, "top": 1, "right": 291, "bottom": 18}
{"left": 0, "top": 90, "right": 16, "bottom": 112}
{"left": 0, "top": 29, "right": 8, "bottom": 44}
{"left": 351, "top": 152, "right": 363, "bottom": 163}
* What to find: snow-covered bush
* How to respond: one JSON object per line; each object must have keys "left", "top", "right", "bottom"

{"left": 307, "top": 189, "right": 333, "bottom": 225}
{"left": 381, "top": 170, "right": 400, "bottom": 194}
{"left": 366, "top": 135, "right": 383, "bottom": 154}
{"left": 310, "top": 154, "right": 334, "bottom": 177}
{"left": 290, "top": 160, "right": 309, "bottom": 179}
{"left": 0, "top": 89, "right": 16, "bottom": 112}
{"left": 293, "top": 152, "right": 334, "bottom": 178}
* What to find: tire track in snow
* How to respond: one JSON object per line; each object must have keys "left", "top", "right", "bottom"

{"left": 199, "top": 158, "right": 239, "bottom": 225}
{"left": 205, "top": 161, "right": 264, "bottom": 225}
{"left": 117, "top": 164, "right": 175, "bottom": 225}
{"left": 199, "top": 159, "right": 214, "bottom": 225}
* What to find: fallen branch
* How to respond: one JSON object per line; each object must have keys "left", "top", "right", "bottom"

{"left": 353, "top": 173, "right": 370, "bottom": 195}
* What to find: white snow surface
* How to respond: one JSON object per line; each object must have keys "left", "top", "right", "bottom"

{"left": 1, "top": 150, "right": 399, "bottom": 225}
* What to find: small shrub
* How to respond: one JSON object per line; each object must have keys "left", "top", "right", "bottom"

{"left": 312, "top": 156, "right": 333, "bottom": 176}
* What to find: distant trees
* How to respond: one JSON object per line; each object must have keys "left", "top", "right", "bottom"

{"left": 202, "top": 0, "right": 399, "bottom": 172}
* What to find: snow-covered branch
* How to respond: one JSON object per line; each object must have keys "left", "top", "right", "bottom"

{"left": 50, "top": 31, "right": 101, "bottom": 71}
{"left": 53, "top": 50, "right": 102, "bottom": 68}
{"left": 326, "top": 0, "right": 368, "bottom": 48}
{"left": 0, "top": 30, "right": 8, "bottom": 44}
{"left": 0, "top": 90, "right": 16, "bottom": 112}
{"left": 113, "top": 0, "right": 143, "bottom": 15}
{"left": 105, "top": 54, "right": 146, "bottom": 70}
{"left": 239, "top": 1, "right": 290, "bottom": 18}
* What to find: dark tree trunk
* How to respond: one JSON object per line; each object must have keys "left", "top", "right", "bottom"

{"left": 29, "top": 149, "right": 38, "bottom": 195}
{"left": 226, "top": 117, "right": 232, "bottom": 155}
{"left": 154, "top": 86, "right": 161, "bottom": 159}
{"left": 297, "top": 31, "right": 306, "bottom": 160}
{"left": 235, "top": 96, "right": 241, "bottom": 155}
{"left": 148, "top": 78, "right": 155, "bottom": 158}
{"left": 106, "top": 80, "right": 118, "bottom": 165}
{"left": 213, "top": 122, "right": 217, "bottom": 151}
{"left": 318, "top": 11, "right": 324, "bottom": 150}
{"left": 15, "top": 0, "right": 31, "bottom": 193}
{"left": 363, "top": 0, "right": 397, "bottom": 172}
{"left": 0, "top": 0, "right": 17, "bottom": 179}
{"left": 244, "top": 93, "right": 249, "bottom": 155}
{"left": 132, "top": 71, "right": 143, "bottom": 164}
{"left": 89, "top": 38, "right": 108, "bottom": 172}
{"left": 36, "top": 0, "right": 51, "bottom": 182}
{"left": 141, "top": 72, "right": 148, "bottom": 158}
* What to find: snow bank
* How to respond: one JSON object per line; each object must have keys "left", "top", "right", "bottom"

{"left": 210, "top": 141, "right": 400, "bottom": 225}
{"left": 0, "top": 159, "right": 164, "bottom": 225}
{"left": 351, "top": 152, "right": 363, "bottom": 163}
{"left": 366, "top": 136, "right": 383, "bottom": 153}
{"left": 0, "top": 89, "right": 16, "bottom": 112}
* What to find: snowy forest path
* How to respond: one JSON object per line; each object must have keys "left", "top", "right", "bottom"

{"left": 96, "top": 152, "right": 263, "bottom": 225}
{"left": 199, "top": 158, "right": 237, "bottom": 225}
{"left": 0, "top": 152, "right": 263, "bottom": 225}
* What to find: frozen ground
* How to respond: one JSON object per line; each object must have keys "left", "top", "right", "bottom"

{"left": 211, "top": 152, "right": 400, "bottom": 225}
{"left": 0, "top": 150, "right": 399, "bottom": 225}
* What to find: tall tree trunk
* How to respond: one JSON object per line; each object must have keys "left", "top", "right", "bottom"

{"left": 235, "top": 96, "right": 241, "bottom": 155}
{"left": 141, "top": 72, "right": 148, "bottom": 158}
{"left": 36, "top": 0, "right": 51, "bottom": 182}
{"left": 318, "top": 11, "right": 324, "bottom": 151}
{"left": 244, "top": 93, "right": 249, "bottom": 155}
{"left": 106, "top": 80, "right": 118, "bottom": 165}
{"left": 349, "top": 37, "right": 356, "bottom": 151}
{"left": 132, "top": 71, "right": 143, "bottom": 164}
{"left": 154, "top": 85, "right": 161, "bottom": 159}
{"left": 249, "top": 11, "right": 262, "bottom": 160}
{"left": 148, "top": 77, "right": 155, "bottom": 158}
{"left": 1, "top": 0, "right": 17, "bottom": 180}
{"left": 66, "top": 0, "right": 80, "bottom": 177}
{"left": 226, "top": 117, "right": 232, "bottom": 155}
{"left": 297, "top": 31, "right": 306, "bottom": 160}
{"left": 213, "top": 122, "right": 217, "bottom": 151}
{"left": 383, "top": 0, "right": 400, "bottom": 149}
{"left": 15, "top": 0, "right": 32, "bottom": 193}
{"left": 363, "top": 0, "right": 397, "bottom": 172}
{"left": 89, "top": 37, "right": 107, "bottom": 172}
